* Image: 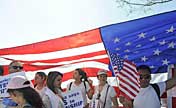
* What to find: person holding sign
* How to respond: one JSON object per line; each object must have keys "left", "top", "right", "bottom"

{"left": 90, "top": 70, "right": 119, "bottom": 108}
{"left": 66, "top": 68, "right": 93, "bottom": 108}
{"left": 6, "top": 76, "right": 45, "bottom": 108}
{"left": 1, "top": 61, "right": 25, "bottom": 108}
{"left": 42, "top": 71, "right": 64, "bottom": 108}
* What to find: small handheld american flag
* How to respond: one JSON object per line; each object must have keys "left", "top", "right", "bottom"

{"left": 108, "top": 51, "right": 140, "bottom": 99}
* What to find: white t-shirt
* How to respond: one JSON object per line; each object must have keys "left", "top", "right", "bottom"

{"left": 134, "top": 82, "right": 166, "bottom": 108}
{"left": 66, "top": 81, "right": 90, "bottom": 106}
{"left": 35, "top": 86, "right": 46, "bottom": 98}
{"left": 91, "top": 84, "right": 117, "bottom": 108}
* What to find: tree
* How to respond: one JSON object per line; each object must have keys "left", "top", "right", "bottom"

{"left": 116, "top": 0, "right": 174, "bottom": 14}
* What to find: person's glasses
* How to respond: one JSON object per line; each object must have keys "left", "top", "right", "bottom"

{"left": 12, "top": 66, "right": 23, "bottom": 70}
{"left": 139, "top": 75, "right": 150, "bottom": 80}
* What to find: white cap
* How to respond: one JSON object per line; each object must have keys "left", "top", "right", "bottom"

{"left": 97, "top": 70, "right": 107, "bottom": 75}
{"left": 7, "top": 76, "right": 31, "bottom": 89}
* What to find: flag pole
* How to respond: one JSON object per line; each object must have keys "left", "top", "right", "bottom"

{"left": 106, "top": 51, "right": 119, "bottom": 87}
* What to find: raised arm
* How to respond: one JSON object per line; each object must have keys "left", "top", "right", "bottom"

{"left": 166, "top": 68, "right": 176, "bottom": 90}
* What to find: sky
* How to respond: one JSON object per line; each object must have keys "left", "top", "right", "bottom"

{"left": 0, "top": 0, "right": 176, "bottom": 49}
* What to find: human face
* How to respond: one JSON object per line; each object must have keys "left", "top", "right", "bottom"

{"left": 53, "top": 75, "right": 62, "bottom": 88}
{"left": 138, "top": 69, "right": 151, "bottom": 88}
{"left": 73, "top": 70, "right": 81, "bottom": 81}
{"left": 97, "top": 74, "right": 107, "bottom": 83}
{"left": 9, "top": 91, "right": 24, "bottom": 105}
{"left": 34, "top": 74, "right": 44, "bottom": 85}
{"left": 9, "top": 62, "right": 23, "bottom": 73}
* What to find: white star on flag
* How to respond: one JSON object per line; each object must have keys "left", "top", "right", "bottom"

{"left": 159, "top": 40, "right": 166, "bottom": 45}
{"left": 162, "top": 59, "right": 170, "bottom": 65}
{"left": 150, "top": 36, "right": 156, "bottom": 41}
{"left": 125, "top": 42, "right": 131, "bottom": 46}
{"left": 168, "top": 42, "right": 176, "bottom": 48}
{"left": 153, "top": 49, "right": 161, "bottom": 55}
{"left": 166, "top": 26, "right": 175, "bottom": 33}
{"left": 114, "top": 37, "right": 120, "bottom": 43}
{"left": 138, "top": 32, "right": 146, "bottom": 38}
{"left": 141, "top": 56, "right": 148, "bottom": 62}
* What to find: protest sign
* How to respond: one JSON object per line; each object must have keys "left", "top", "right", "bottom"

{"left": 63, "top": 88, "right": 84, "bottom": 108}
{"left": 0, "top": 72, "right": 26, "bottom": 97}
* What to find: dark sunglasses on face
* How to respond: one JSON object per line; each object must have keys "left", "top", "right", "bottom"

{"left": 12, "top": 66, "right": 23, "bottom": 70}
{"left": 139, "top": 75, "right": 150, "bottom": 80}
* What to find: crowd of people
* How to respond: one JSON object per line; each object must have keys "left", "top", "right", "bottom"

{"left": 0, "top": 61, "right": 176, "bottom": 108}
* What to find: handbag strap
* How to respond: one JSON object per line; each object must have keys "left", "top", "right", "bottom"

{"left": 103, "top": 85, "right": 110, "bottom": 108}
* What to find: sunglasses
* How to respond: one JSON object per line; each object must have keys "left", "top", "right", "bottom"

{"left": 12, "top": 66, "right": 23, "bottom": 70}
{"left": 139, "top": 75, "right": 150, "bottom": 80}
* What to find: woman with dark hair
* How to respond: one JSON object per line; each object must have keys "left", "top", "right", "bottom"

{"left": 66, "top": 68, "right": 93, "bottom": 108}
{"left": 42, "top": 71, "right": 64, "bottom": 108}
{"left": 6, "top": 76, "right": 45, "bottom": 108}
{"left": 34, "top": 72, "right": 47, "bottom": 98}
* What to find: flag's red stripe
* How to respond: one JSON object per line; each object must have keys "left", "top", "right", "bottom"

{"left": 122, "top": 67, "right": 138, "bottom": 82}
{"left": 119, "top": 77, "right": 139, "bottom": 93}
{"left": 0, "top": 29, "right": 102, "bottom": 55}
{"left": 21, "top": 58, "right": 109, "bottom": 71}
{"left": 123, "top": 61, "right": 138, "bottom": 79}
{"left": 118, "top": 71, "right": 139, "bottom": 87}
{"left": 119, "top": 83, "right": 137, "bottom": 98}
{"left": 2, "top": 50, "right": 107, "bottom": 63}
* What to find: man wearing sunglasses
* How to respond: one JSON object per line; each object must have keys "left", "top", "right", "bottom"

{"left": 120, "top": 65, "right": 176, "bottom": 108}
{"left": 1, "top": 61, "right": 24, "bottom": 108}
{"left": 9, "top": 61, "right": 23, "bottom": 74}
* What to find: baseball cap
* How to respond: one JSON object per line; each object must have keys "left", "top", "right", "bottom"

{"left": 97, "top": 70, "right": 107, "bottom": 75}
{"left": 7, "top": 76, "right": 31, "bottom": 89}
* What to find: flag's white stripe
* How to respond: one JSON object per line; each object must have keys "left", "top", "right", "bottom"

{"left": 25, "top": 61, "right": 109, "bottom": 80}
{"left": 119, "top": 86, "right": 135, "bottom": 99}
{"left": 118, "top": 74, "right": 140, "bottom": 91}
{"left": 32, "top": 54, "right": 108, "bottom": 65}
{"left": 119, "top": 81, "right": 139, "bottom": 95}
{"left": 1, "top": 43, "right": 105, "bottom": 60}
{"left": 150, "top": 72, "right": 168, "bottom": 83}
{"left": 121, "top": 69, "right": 139, "bottom": 84}
{"left": 0, "top": 57, "right": 12, "bottom": 65}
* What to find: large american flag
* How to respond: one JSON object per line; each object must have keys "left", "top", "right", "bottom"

{"left": 101, "top": 10, "right": 176, "bottom": 75}
{"left": 101, "top": 10, "right": 176, "bottom": 99}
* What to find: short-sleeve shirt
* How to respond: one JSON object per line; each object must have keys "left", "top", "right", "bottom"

{"left": 66, "top": 81, "right": 90, "bottom": 106}
{"left": 133, "top": 82, "right": 166, "bottom": 108}
{"left": 92, "top": 84, "right": 117, "bottom": 108}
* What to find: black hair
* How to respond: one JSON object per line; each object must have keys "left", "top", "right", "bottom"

{"left": 75, "top": 68, "right": 88, "bottom": 82}
{"left": 34, "top": 71, "right": 47, "bottom": 87}
{"left": 136, "top": 65, "right": 151, "bottom": 74}
{"left": 47, "top": 71, "right": 63, "bottom": 94}
{"left": 36, "top": 71, "right": 47, "bottom": 80}
{"left": 7, "top": 87, "right": 45, "bottom": 108}
{"left": 0, "top": 65, "right": 4, "bottom": 76}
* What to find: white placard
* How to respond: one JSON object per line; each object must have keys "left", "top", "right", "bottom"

{"left": 63, "top": 89, "right": 84, "bottom": 108}
{"left": 0, "top": 72, "right": 26, "bottom": 97}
